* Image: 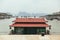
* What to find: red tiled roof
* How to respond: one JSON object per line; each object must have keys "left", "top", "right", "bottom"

{"left": 10, "top": 24, "right": 49, "bottom": 27}
{"left": 13, "top": 18, "right": 47, "bottom": 22}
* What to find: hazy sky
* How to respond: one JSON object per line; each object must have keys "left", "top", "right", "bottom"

{"left": 0, "top": 0, "right": 60, "bottom": 15}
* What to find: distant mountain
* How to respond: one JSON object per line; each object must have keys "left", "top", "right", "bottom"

{"left": 17, "top": 12, "right": 48, "bottom": 16}
{"left": 17, "top": 12, "right": 31, "bottom": 16}
{"left": 0, "top": 12, "right": 12, "bottom": 16}
{"left": 46, "top": 11, "right": 60, "bottom": 16}
{"left": 0, "top": 12, "right": 12, "bottom": 19}
{"left": 32, "top": 13, "right": 48, "bottom": 16}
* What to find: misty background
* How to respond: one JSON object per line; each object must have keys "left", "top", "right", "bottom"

{"left": 0, "top": 0, "right": 60, "bottom": 16}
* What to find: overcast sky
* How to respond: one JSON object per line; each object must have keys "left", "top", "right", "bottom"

{"left": 0, "top": 0, "right": 60, "bottom": 15}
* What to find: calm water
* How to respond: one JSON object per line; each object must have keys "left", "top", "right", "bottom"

{"left": 0, "top": 18, "right": 60, "bottom": 35}
{"left": 0, "top": 18, "right": 15, "bottom": 35}
{"left": 48, "top": 20, "right": 60, "bottom": 35}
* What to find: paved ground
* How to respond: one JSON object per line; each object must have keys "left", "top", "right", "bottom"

{"left": 0, "top": 35, "right": 60, "bottom": 40}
